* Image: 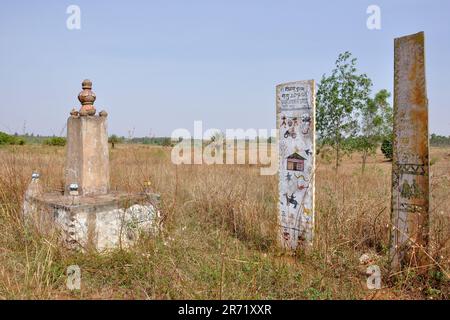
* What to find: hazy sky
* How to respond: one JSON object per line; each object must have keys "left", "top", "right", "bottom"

{"left": 0, "top": 0, "right": 449, "bottom": 137}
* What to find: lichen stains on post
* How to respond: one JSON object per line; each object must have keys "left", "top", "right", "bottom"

{"left": 391, "top": 31, "right": 430, "bottom": 272}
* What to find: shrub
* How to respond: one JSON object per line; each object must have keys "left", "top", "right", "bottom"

{"left": 0, "top": 132, "right": 12, "bottom": 144}
{"left": 15, "top": 138, "right": 25, "bottom": 145}
{"left": 381, "top": 138, "right": 393, "bottom": 160}
{"left": 0, "top": 132, "right": 25, "bottom": 145}
{"left": 43, "top": 137, "right": 66, "bottom": 146}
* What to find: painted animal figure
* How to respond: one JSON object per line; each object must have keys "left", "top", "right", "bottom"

{"left": 281, "top": 115, "right": 287, "bottom": 128}
{"left": 300, "top": 114, "right": 312, "bottom": 134}
{"left": 294, "top": 174, "right": 309, "bottom": 182}
{"left": 284, "top": 193, "right": 298, "bottom": 209}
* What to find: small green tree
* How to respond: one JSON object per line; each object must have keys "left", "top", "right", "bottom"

{"left": 109, "top": 134, "right": 120, "bottom": 149}
{"left": 316, "top": 51, "right": 372, "bottom": 172}
{"left": 355, "top": 89, "right": 392, "bottom": 173}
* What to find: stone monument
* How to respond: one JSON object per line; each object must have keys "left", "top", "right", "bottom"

{"left": 65, "top": 79, "right": 110, "bottom": 196}
{"left": 390, "top": 32, "right": 430, "bottom": 271}
{"left": 276, "top": 80, "right": 315, "bottom": 250}
{"left": 23, "top": 80, "right": 160, "bottom": 251}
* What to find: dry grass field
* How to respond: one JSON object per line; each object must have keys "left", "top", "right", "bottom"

{"left": 0, "top": 144, "right": 448, "bottom": 299}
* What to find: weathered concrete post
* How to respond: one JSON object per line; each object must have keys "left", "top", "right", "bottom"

{"left": 65, "top": 79, "right": 110, "bottom": 196}
{"left": 276, "top": 80, "right": 315, "bottom": 250}
{"left": 390, "top": 32, "right": 430, "bottom": 271}
{"left": 23, "top": 79, "right": 160, "bottom": 251}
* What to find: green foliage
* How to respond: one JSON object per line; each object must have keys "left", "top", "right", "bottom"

{"left": 5, "top": 134, "right": 52, "bottom": 145}
{"left": 43, "top": 137, "right": 66, "bottom": 146}
{"left": 355, "top": 89, "right": 392, "bottom": 172}
{"left": 0, "top": 132, "right": 12, "bottom": 144}
{"left": 302, "top": 277, "right": 333, "bottom": 300}
{"left": 381, "top": 137, "right": 393, "bottom": 160}
{"left": 346, "top": 135, "right": 373, "bottom": 153}
{"left": 0, "top": 131, "right": 26, "bottom": 145}
{"left": 361, "top": 89, "right": 393, "bottom": 141}
{"left": 316, "top": 51, "right": 372, "bottom": 170}
{"left": 430, "top": 156, "right": 439, "bottom": 166}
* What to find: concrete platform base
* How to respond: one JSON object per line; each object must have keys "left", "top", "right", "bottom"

{"left": 23, "top": 191, "right": 160, "bottom": 251}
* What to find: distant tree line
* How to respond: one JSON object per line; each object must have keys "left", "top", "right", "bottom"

{"left": 430, "top": 134, "right": 450, "bottom": 147}
{"left": 0, "top": 132, "right": 66, "bottom": 146}
{"left": 108, "top": 134, "right": 172, "bottom": 148}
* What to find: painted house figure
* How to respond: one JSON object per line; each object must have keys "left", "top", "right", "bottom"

{"left": 286, "top": 153, "right": 305, "bottom": 172}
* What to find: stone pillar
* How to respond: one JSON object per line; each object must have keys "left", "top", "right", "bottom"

{"left": 276, "top": 80, "right": 315, "bottom": 250}
{"left": 65, "top": 80, "right": 110, "bottom": 196}
{"left": 23, "top": 79, "right": 160, "bottom": 251}
{"left": 390, "top": 32, "right": 430, "bottom": 271}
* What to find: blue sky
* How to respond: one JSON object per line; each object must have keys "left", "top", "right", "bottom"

{"left": 0, "top": 0, "right": 449, "bottom": 136}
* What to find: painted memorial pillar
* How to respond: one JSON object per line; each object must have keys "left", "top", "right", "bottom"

{"left": 390, "top": 32, "right": 430, "bottom": 271}
{"left": 276, "top": 80, "right": 315, "bottom": 250}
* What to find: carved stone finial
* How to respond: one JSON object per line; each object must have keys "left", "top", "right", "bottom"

{"left": 81, "top": 79, "right": 92, "bottom": 90}
{"left": 99, "top": 110, "right": 108, "bottom": 117}
{"left": 78, "top": 79, "right": 96, "bottom": 116}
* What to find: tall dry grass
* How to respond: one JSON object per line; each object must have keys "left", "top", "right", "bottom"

{"left": 0, "top": 144, "right": 448, "bottom": 299}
